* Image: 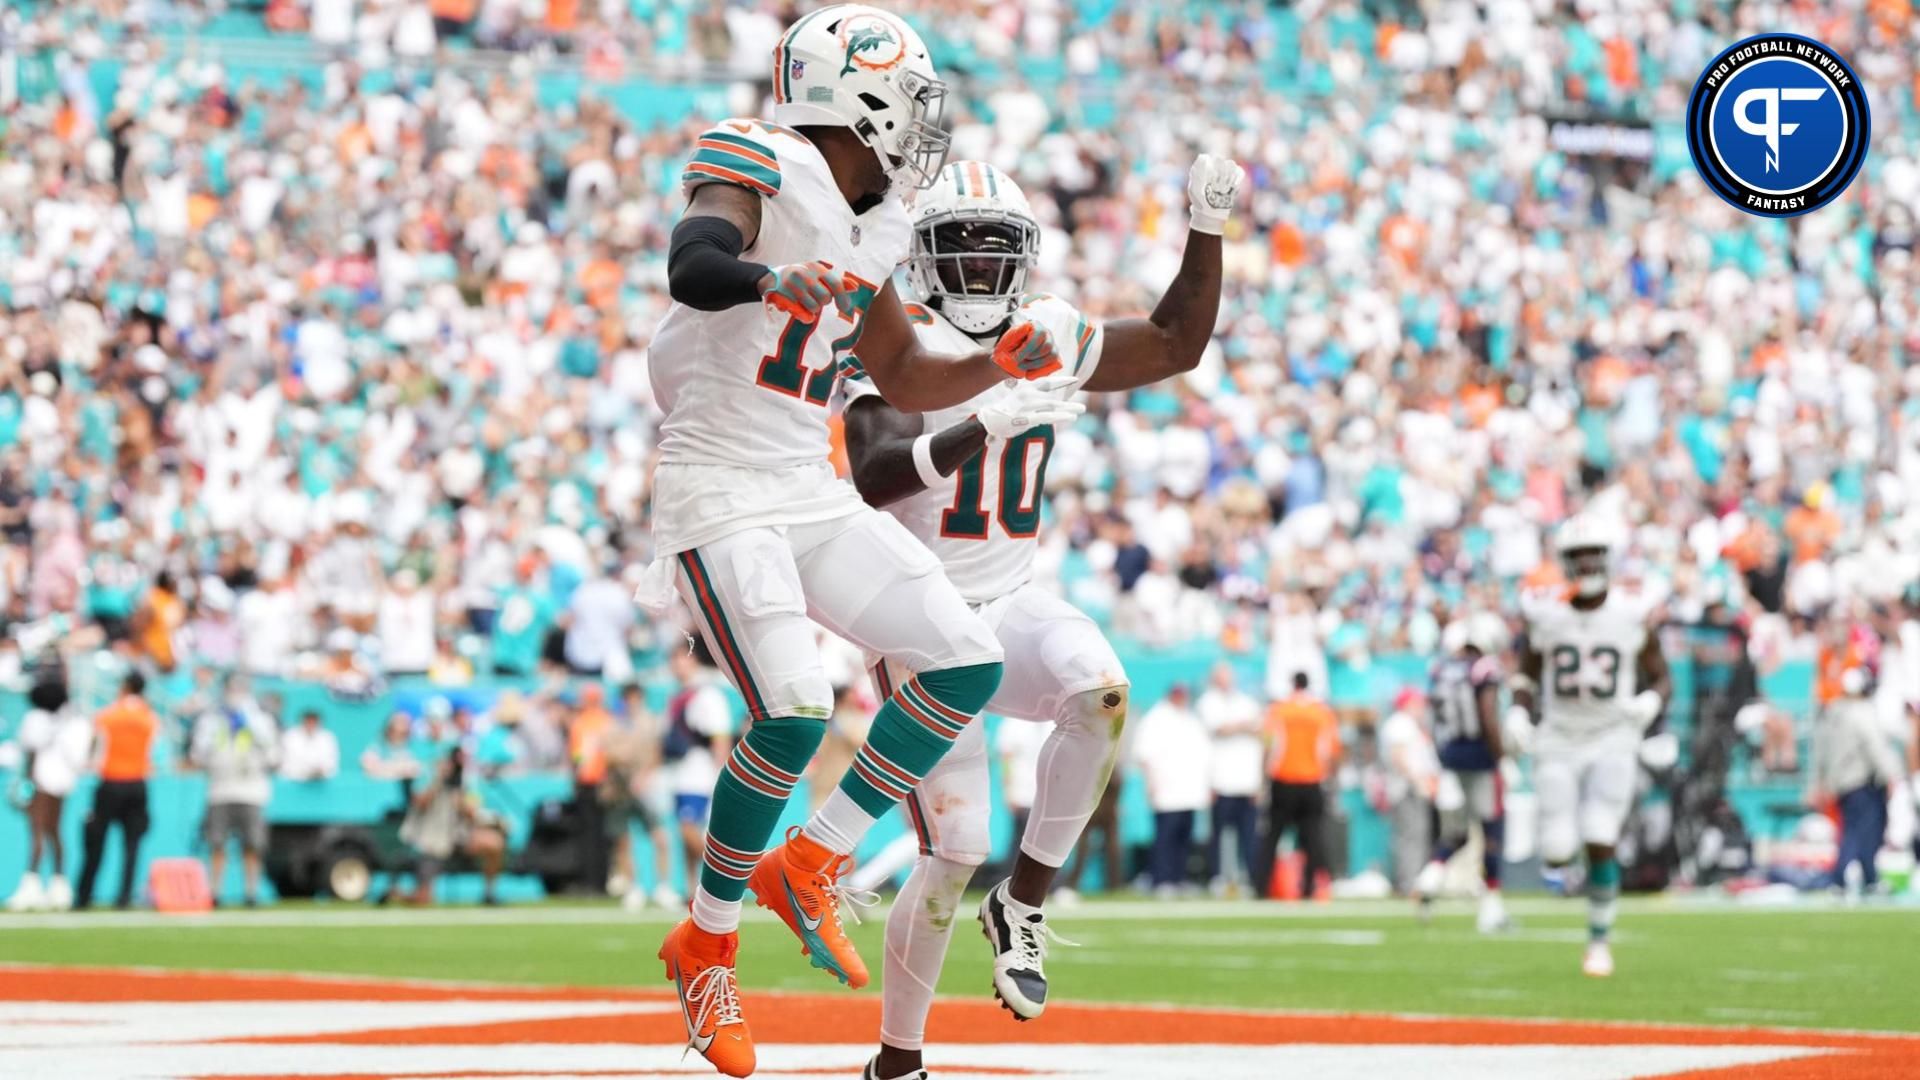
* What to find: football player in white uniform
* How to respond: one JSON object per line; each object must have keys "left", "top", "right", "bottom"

{"left": 1513, "top": 516, "right": 1671, "bottom": 978}
{"left": 646, "top": 8, "right": 1066, "bottom": 1076}
{"left": 841, "top": 156, "right": 1244, "bottom": 1080}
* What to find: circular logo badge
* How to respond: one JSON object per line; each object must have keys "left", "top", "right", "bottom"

{"left": 1685, "top": 33, "right": 1869, "bottom": 217}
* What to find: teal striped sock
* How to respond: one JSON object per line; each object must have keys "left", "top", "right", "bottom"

{"left": 696, "top": 716, "right": 823, "bottom": 902}
{"left": 1587, "top": 857, "right": 1621, "bottom": 943}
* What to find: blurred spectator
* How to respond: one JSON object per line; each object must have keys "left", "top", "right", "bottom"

{"left": 131, "top": 572, "right": 185, "bottom": 675}
{"left": 1260, "top": 673, "right": 1340, "bottom": 899}
{"left": 75, "top": 672, "right": 157, "bottom": 911}
{"left": 189, "top": 675, "right": 279, "bottom": 907}
{"left": 1378, "top": 689, "right": 1439, "bottom": 894}
{"left": 476, "top": 694, "right": 527, "bottom": 773}
{"left": 1132, "top": 684, "right": 1209, "bottom": 897}
{"left": 361, "top": 712, "right": 424, "bottom": 788}
{"left": 807, "top": 682, "right": 868, "bottom": 815}
{"left": 563, "top": 562, "right": 637, "bottom": 679}
{"left": 568, "top": 683, "right": 615, "bottom": 893}
{"left": 1809, "top": 669, "right": 1906, "bottom": 896}
{"left": 602, "top": 686, "right": 676, "bottom": 909}
{"left": 664, "top": 645, "right": 734, "bottom": 891}
{"left": 378, "top": 569, "right": 437, "bottom": 678}
{"left": 1197, "top": 662, "right": 1263, "bottom": 894}
{"left": 5, "top": 677, "right": 90, "bottom": 912}
{"left": 395, "top": 747, "right": 506, "bottom": 905}
{"left": 280, "top": 709, "right": 341, "bottom": 781}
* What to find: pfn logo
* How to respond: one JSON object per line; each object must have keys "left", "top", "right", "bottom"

{"left": 1687, "top": 33, "right": 1868, "bottom": 218}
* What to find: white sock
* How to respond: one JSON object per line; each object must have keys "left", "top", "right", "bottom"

{"left": 690, "top": 886, "right": 742, "bottom": 936}
{"left": 880, "top": 854, "right": 977, "bottom": 1052}
{"left": 802, "top": 788, "right": 874, "bottom": 857}
{"left": 1021, "top": 687, "right": 1127, "bottom": 866}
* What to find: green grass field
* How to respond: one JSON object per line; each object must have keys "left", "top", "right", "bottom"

{"left": 5, "top": 897, "right": 1917, "bottom": 1034}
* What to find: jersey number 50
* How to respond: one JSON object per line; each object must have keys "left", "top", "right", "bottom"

{"left": 940, "top": 428, "right": 1055, "bottom": 540}
{"left": 756, "top": 272, "right": 879, "bottom": 407}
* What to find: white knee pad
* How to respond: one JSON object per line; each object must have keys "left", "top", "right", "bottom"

{"left": 1060, "top": 683, "right": 1130, "bottom": 743}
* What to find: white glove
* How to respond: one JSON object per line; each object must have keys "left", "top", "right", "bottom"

{"left": 1186, "top": 153, "right": 1246, "bottom": 236}
{"left": 1502, "top": 704, "right": 1534, "bottom": 757}
{"left": 1638, "top": 731, "right": 1680, "bottom": 771}
{"left": 1626, "top": 689, "right": 1664, "bottom": 731}
{"left": 977, "top": 373, "right": 1085, "bottom": 439}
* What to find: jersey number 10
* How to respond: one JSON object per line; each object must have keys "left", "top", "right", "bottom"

{"left": 756, "top": 272, "right": 879, "bottom": 407}
{"left": 940, "top": 428, "right": 1055, "bottom": 540}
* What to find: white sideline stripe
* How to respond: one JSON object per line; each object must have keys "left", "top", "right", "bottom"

{"left": 1, "top": 894, "right": 1912, "bottom": 931}
{"left": 0, "top": 1038, "right": 1831, "bottom": 1080}
{"left": 1073, "top": 928, "right": 1388, "bottom": 948}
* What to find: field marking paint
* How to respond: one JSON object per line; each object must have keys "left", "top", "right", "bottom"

{"left": 1073, "top": 928, "right": 1388, "bottom": 948}
{"left": 5, "top": 966, "right": 1907, "bottom": 1080}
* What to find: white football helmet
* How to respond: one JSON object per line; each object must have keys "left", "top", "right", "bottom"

{"left": 1556, "top": 515, "right": 1619, "bottom": 599}
{"left": 1466, "top": 611, "right": 1510, "bottom": 657}
{"left": 770, "top": 4, "right": 951, "bottom": 188}
{"left": 907, "top": 160, "right": 1040, "bottom": 335}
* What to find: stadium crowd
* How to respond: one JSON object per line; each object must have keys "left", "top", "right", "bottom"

{"left": 2, "top": 0, "right": 1920, "bottom": 902}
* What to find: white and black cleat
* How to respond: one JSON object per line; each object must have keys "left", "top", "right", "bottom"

{"left": 978, "top": 880, "right": 1069, "bottom": 1021}
{"left": 862, "top": 1056, "right": 928, "bottom": 1080}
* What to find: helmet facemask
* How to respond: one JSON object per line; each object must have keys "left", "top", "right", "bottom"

{"left": 1563, "top": 547, "right": 1610, "bottom": 599}
{"left": 911, "top": 211, "right": 1038, "bottom": 335}
{"left": 849, "top": 68, "right": 951, "bottom": 189}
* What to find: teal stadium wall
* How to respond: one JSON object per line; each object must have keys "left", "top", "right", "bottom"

{"left": 0, "top": 645, "right": 1818, "bottom": 903}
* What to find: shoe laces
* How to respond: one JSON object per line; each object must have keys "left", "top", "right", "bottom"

{"left": 1008, "top": 908, "right": 1077, "bottom": 972}
{"left": 818, "top": 856, "right": 881, "bottom": 927}
{"left": 685, "top": 962, "right": 744, "bottom": 1036}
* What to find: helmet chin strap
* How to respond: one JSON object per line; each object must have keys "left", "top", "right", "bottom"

{"left": 934, "top": 295, "right": 1015, "bottom": 337}
{"left": 1573, "top": 574, "right": 1609, "bottom": 599}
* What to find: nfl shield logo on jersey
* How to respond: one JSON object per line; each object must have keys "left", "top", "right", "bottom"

{"left": 851, "top": 223, "right": 862, "bottom": 246}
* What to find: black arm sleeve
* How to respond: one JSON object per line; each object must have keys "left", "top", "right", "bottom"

{"left": 667, "top": 217, "right": 772, "bottom": 312}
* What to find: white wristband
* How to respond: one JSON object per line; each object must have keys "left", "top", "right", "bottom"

{"left": 911, "top": 433, "right": 945, "bottom": 489}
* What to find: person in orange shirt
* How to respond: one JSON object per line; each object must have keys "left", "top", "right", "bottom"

{"left": 569, "top": 684, "right": 616, "bottom": 893}
{"left": 75, "top": 673, "right": 159, "bottom": 910}
{"left": 131, "top": 572, "right": 185, "bottom": 673}
{"left": 1257, "top": 672, "right": 1341, "bottom": 898}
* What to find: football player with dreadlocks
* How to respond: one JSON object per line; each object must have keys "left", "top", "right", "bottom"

{"left": 840, "top": 154, "right": 1244, "bottom": 1080}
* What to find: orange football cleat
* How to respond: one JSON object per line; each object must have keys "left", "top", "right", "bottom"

{"left": 747, "top": 826, "right": 876, "bottom": 989}
{"left": 658, "top": 918, "right": 755, "bottom": 1077}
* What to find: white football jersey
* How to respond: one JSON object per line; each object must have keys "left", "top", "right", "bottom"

{"left": 650, "top": 119, "right": 912, "bottom": 471}
{"left": 843, "top": 294, "right": 1104, "bottom": 603}
{"left": 1523, "top": 589, "right": 1658, "bottom": 738}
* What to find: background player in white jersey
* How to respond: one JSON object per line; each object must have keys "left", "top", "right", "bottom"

{"left": 841, "top": 155, "right": 1244, "bottom": 1080}
{"left": 1414, "top": 612, "right": 1512, "bottom": 933}
{"left": 1512, "top": 516, "right": 1671, "bottom": 978}
{"left": 646, "top": 8, "right": 1067, "bottom": 1076}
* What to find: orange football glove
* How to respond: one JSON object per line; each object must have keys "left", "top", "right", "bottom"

{"left": 991, "top": 321, "right": 1062, "bottom": 380}
{"left": 762, "top": 261, "right": 842, "bottom": 323}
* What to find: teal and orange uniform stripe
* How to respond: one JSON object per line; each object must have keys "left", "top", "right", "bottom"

{"left": 774, "top": 9, "right": 833, "bottom": 104}
{"left": 676, "top": 551, "right": 770, "bottom": 720}
{"left": 849, "top": 742, "right": 916, "bottom": 801}
{"left": 1071, "top": 315, "right": 1096, "bottom": 371}
{"left": 902, "top": 303, "right": 935, "bottom": 325}
{"left": 703, "top": 835, "right": 760, "bottom": 883}
{"left": 893, "top": 676, "right": 969, "bottom": 739}
{"left": 873, "top": 662, "right": 936, "bottom": 856}
{"left": 841, "top": 352, "right": 869, "bottom": 382}
{"left": 727, "top": 739, "right": 802, "bottom": 799}
{"left": 683, "top": 129, "right": 781, "bottom": 196}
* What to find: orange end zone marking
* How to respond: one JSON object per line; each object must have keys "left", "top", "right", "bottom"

{"left": 9, "top": 963, "right": 1920, "bottom": 1080}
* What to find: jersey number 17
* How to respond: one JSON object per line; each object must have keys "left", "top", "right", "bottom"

{"left": 756, "top": 271, "right": 879, "bottom": 407}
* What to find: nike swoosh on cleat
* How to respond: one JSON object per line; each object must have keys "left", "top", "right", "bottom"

{"left": 671, "top": 961, "right": 714, "bottom": 1054}
{"left": 789, "top": 879, "right": 823, "bottom": 933}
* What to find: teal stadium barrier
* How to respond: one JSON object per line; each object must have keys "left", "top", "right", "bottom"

{"left": 0, "top": 645, "right": 1817, "bottom": 904}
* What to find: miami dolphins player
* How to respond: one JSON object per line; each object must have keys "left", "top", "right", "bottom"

{"left": 1513, "top": 516, "right": 1671, "bottom": 978}
{"left": 647, "top": 7, "right": 1065, "bottom": 1076}
{"left": 842, "top": 155, "right": 1244, "bottom": 1080}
